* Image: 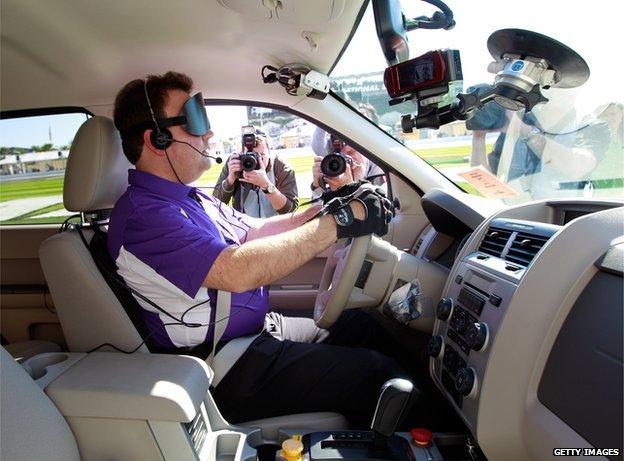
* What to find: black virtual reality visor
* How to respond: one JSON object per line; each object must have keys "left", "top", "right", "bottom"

{"left": 130, "top": 92, "right": 211, "bottom": 137}
{"left": 159, "top": 92, "right": 210, "bottom": 136}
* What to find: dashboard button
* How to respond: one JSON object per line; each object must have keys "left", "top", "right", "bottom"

{"left": 455, "top": 275, "right": 463, "bottom": 285}
{"left": 427, "top": 335, "right": 444, "bottom": 359}
{"left": 455, "top": 310, "right": 468, "bottom": 333}
{"left": 436, "top": 298, "right": 454, "bottom": 321}
{"left": 456, "top": 367, "right": 477, "bottom": 397}
{"left": 489, "top": 294, "right": 502, "bottom": 307}
{"left": 465, "top": 322, "right": 489, "bottom": 352}
{"left": 447, "top": 328, "right": 470, "bottom": 354}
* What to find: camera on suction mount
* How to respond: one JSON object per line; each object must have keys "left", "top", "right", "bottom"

{"left": 384, "top": 49, "right": 464, "bottom": 132}
{"left": 240, "top": 125, "right": 261, "bottom": 172}
{"left": 385, "top": 29, "right": 590, "bottom": 133}
{"left": 320, "top": 136, "right": 350, "bottom": 178}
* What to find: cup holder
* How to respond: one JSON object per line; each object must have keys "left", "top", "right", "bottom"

{"left": 27, "top": 353, "right": 69, "bottom": 379}
{"left": 255, "top": 444, "right": 281, "bottom": 461}
{"left": 214, "top": 433, "right": 244, "bottom": 461}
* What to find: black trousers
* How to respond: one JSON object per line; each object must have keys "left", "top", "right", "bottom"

{"left": 212, "top": 309, "right": 413, "bottom": 428}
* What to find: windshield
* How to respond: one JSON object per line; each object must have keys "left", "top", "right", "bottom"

{"left": 331, "top": 1, "right": 623, "bottom": 203}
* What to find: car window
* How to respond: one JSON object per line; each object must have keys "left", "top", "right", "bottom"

{"left": 331, "top": 0, "right": 623, "bottom": 203}
{"left": 198, "top": 104, "right": 385, "bottom": 217}
{"left": 0, "top": 112, "right": 90, "bottom": 225}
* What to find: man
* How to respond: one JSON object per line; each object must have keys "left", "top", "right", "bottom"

{"left": 213, "top": 127, "right": 298, "bottom": 217}
{"left": 108, "top": 71, "right": 406, "bottom": 427}
{"left": 310, "top": 127, "right": 386, "bottom": 196}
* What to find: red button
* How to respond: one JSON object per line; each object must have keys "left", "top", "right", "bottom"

{"left": 410, "top": 428, "right": 432, "bottom": 447}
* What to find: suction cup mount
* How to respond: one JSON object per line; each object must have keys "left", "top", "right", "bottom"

{"left": 487, "top": 29, "right": 590, "bottom": 88}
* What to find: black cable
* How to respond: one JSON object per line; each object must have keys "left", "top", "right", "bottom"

{"left": 211, "top": 192, "right": 252, "bottom": 242}
{"left": 87, "top": 283, "right": 256, "bottom": 355}
{"left": 86, "top": 324, "right": 170, "bottom": 354}
{"left": 169, "top": 138, "right": 222, "bottom": 163}
{"left": 164, "top": 148, "right": 186, "bottom": 185}
{"left": 59, "top": 214, "right": 82, "bottom": 233}
{"left": 76, "top": 224, "right": 200, "bottom": 325}
{"left": 73, "top": 219, "right": 258, "bottom": 353}
{"left": 366, "top": 173, "right": 387, "bottom": 182}
{"left": 180, "top": 287, "right": 257, "bottom": 326}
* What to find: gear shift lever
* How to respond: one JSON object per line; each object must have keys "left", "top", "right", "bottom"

{"left": 302, "top": 379, "right": 418, "bottom": 461}
{"left": 371, "top": 378, "right": 416, "bottom": 449}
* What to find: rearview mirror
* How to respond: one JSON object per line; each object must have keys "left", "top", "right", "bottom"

{"left": 373, "top": 0, "right": 456, "bottom": 66}
{"left": 372, "top": 0, "right": 409, "bottom": 66}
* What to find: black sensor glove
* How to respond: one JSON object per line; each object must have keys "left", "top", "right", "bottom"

{"left": 330, "top": 189, "right": 395, "bottom": 239}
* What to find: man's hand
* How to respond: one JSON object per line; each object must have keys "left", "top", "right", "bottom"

{"left": 226, "top": 153, "right": 242, "bottom": 186}
{"left": 240, "top": 155, "right": 271, "bottom": 190}
{"left": 332, "top": 189, "right": 395, "bottom": 239}
{"left": 312, "top": 155, "right": 324, "bottom": 188}
{"left": 471, "top": 130, "right": 487, "bottom": 140}
{"left": 325, "top": 166, "right": 354, "bottom": 191}
{"left": 343, "top": 147, "right": 367, "bottom": 182}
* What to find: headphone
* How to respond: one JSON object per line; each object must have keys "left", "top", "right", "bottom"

{"left": 142, "top": 80, "right": 222, "bottom": 166}
{"left": 143, "top": 80, "right": 174, "bottom": 149}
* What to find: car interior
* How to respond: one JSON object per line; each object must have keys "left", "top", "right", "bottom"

{"left": 1, "top": 0, "right": 622, "bottom": 460}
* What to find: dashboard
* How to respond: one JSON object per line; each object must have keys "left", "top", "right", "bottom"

{"left": 417, "top": 189, "right": 623, "bottom": 460}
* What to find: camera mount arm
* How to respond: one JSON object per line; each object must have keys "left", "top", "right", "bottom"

{"left": 400, "top": 29, "right": 589, "bottom": 131}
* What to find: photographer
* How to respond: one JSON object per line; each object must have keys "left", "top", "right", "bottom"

{"left": 213, "top": 127, "right": 298, "bottom": 217}
{"left": 469, "top": 84, "right": 611, "bottom": 186}
{"left": 310, "top": 128, "right": 386, "bottom": 197}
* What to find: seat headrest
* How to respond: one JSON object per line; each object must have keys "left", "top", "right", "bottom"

{"left": 64, "top": 116, "right": 133, "bottom": 212}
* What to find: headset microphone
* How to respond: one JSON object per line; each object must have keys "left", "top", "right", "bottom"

{"left": 169, "top": 138, "right": 222, "bottom": 163}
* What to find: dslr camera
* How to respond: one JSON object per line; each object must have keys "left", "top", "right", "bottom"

{"left": 320, "top": 136, "right": 350, "bottom": 178}
{"left": 239, "top": 125, "right": 261, "bottom": 172}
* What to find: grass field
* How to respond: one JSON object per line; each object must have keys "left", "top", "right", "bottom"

{"left": 1, "top": 140, "right": 622, "bottom": 225}
{"left": 0, "top": 176, "right": 64, "bottom": 202}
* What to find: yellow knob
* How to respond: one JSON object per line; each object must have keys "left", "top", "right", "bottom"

{"left": 281, "top": 438, "right": 303, "bottom": 461}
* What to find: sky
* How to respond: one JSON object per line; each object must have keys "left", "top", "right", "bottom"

{"left": 0, "top": 113, "right": 89, "bottom": 150}
{"left": 1, "top": 0, "right": 622, "bottom": 148}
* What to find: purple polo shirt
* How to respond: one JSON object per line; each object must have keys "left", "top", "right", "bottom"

{"left": 107, "top": 169, "right": 269, "bottom": 348}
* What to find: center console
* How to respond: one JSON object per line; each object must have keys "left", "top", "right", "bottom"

{"left": 21, "top": 350, "right": 482, "bottom": 460}
{"left": 428, "top": 218, "right": 560, "bottom": 431}
{"left": 21, "top": 351, "right": 259, "bottom": 461}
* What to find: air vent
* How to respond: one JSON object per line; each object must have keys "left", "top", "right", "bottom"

{"left": 185, "top": 409, "right": 208, "bottom": 453}
{"left": 506, "top": 232, "right": 550, "bottom": 267}
{"left": 478, "top": 227, "right": 512, "bottom": 258}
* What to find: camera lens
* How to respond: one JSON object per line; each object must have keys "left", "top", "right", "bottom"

{"left": 241, "top": 153, "right": 258, "bottom": 172}
{"left": 321, "top": 153, "right": 347, "bottom": 177}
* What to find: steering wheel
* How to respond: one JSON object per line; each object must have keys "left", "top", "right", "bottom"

{"left": 314, "top": 235, "right": 372, "bottom": 328}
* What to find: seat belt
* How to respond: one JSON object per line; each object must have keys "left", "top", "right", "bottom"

{"left": 208, "top": 290, "right": 260, "bottom": 387}
{"left": 209, "top": 290, "right": 231, "bottom": 365}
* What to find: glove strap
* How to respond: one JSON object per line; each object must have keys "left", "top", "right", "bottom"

{"left": 332, "top": 204, "right": 355, "bottom": 228}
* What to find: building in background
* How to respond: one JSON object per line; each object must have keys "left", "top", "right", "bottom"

{"left": 0, "top": 150, "right": 69, "bottom": 175}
